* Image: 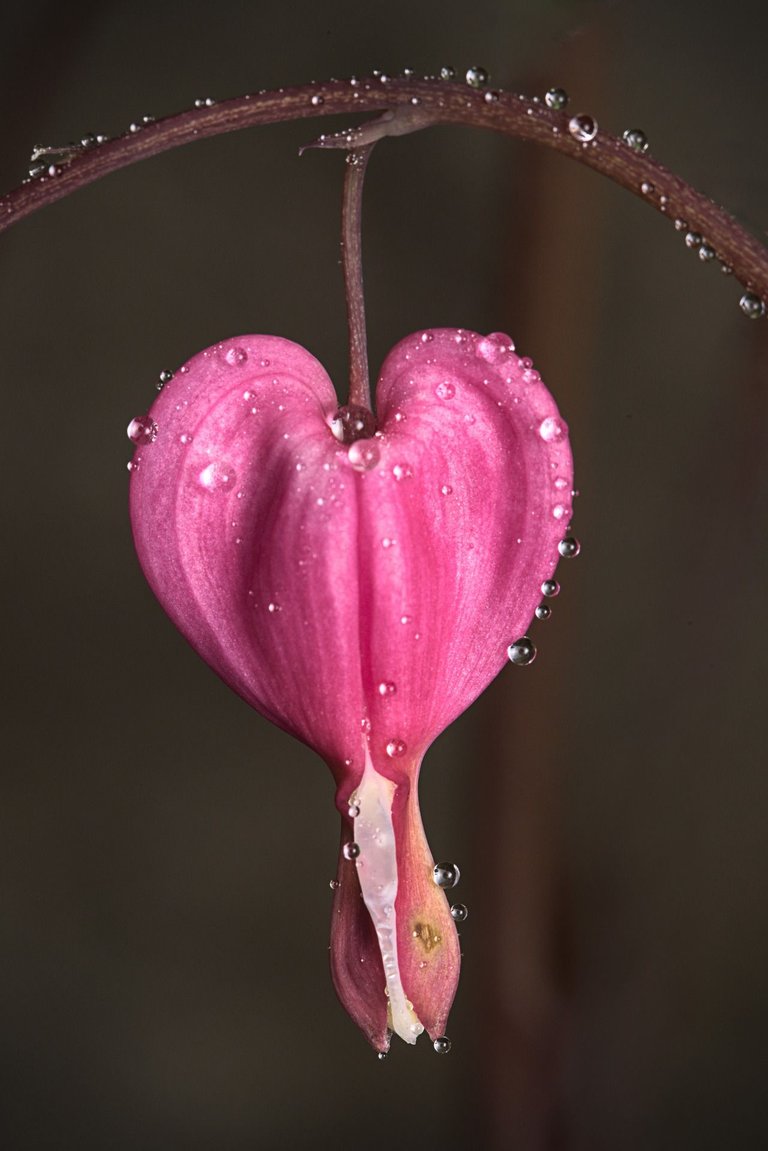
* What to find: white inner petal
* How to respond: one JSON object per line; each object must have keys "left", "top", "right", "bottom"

{"left": 352, "top": 747, "right": 425, "bottom": 1045}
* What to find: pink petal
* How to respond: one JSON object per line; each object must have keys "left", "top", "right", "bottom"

{"left": 129, "top": 328, "right": 573, "bottom": 1049}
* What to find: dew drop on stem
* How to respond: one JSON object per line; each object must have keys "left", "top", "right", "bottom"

{"left": 544, "top": 87, "right": 568, "bottom": 110}
{"left": 568, "top": 114, "right": 597, "bottom": 142}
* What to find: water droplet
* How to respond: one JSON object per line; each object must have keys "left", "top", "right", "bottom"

{"left": 392, "top": 463, "right": 412, "bottom": 481}
{"left": 343, "top": 842, "right": 361, "bottom": 861}
{"left": 267, "top": 601, "right": 281, "bottom": 614}
{"left": 433, "top": 1036, "right": 452, "bottom": 1055}
{"left": 484, "top": 90, "right": 500, "bottom": 104}
{"left": 400, "top": 615, "right": 412, "bottom": 625}
{"left": 685, "top": 231, "right": 702, "bottom": 249}
{"left": 740, "top": 291, "right": 765, "bottom": 319}
{"left": 386, "top": 739, "right": 407, "bottom": 758}
{"left": 535, "top": 603, "right": 552, "bottom": 621}
{"left": 622, "top": 128, "right": 648, "bottom": 153}
{"left": 224, "top": 345, "right": 248, "bottom": 366}
{"left": 199, "top": 462, "right": 236, "bottom": 491}
{"left": 507, "top": 637, "right": 536, "bottom": 666}
{"left": 440, "top": 484, "right": 453, "bottom": 496}
{"left": 348, "top": 440, "right": 380, "bottom": 471}
{"left": 433, "top": 862, "right": 460, "bottom": 889}
{"left": 558, "top": 536, "right": 581, "bottom": 558}
{"left": 539, "top": 416, "right": 564, "bottom": 443}
{"left": 450, "top": 903, "right": 468, "bottom": 923}
{"left": 440, "top": 65, "right": 456, "bottom": 81}
{"left": 348, "top": 801, "right": 361, "bottom": 818}
{"left": 720, "top": 263, "right": 733, "bottom": 276}
{"left": 331, "top": 404, "right": 377, "bottom": 444}
{"left": 378, "top": 681, "right": 397, "bottom": 697}
{"left": 179, "top": 432, "right": 193, "bottom": 445}
{"left": 477, "top": 332, "right": 514, "bottom": 362}
{"left": 552, "top": 503, "right": 567, "bottom": 520}
{"left": 126, "top": 415, "right": 157, "bottom": 444}
{"left": 329, "top": 879, "right": 340, "bottom": 890}
{"left": 640, "top": 180, "right": 655, "bottom": 195}
{"left": 382, "top": 537, "right": 395, "bottom": 549}
{"left": 545, "top": 87, "right": 568, "bottom": 110}
{"left": 674, "top": 218, "right": 687, "bottom": 232}
{"left": 465, "top": 66, "right": 488, "bottom": 88}
{"left": 699, "top": 244, "right": 715, "bottom": 262}
{"left": 377, "top": 1051, "right": 388, "bottom": 1061}
{"left": 554, "top": 476, "right": 569, "bottom": 490}
{"left": 157, "top": 369, "right": 174, "bottom": 391}
{"left": 568, "top": 114, "right": 597, "bottom": 142}
{"left": 435, "top": 381, "right": 455, "bottom": 400}
{"left": 311, "top": 94, "right": 324, "bottom": 106}
{"left": 541, "top": 579, "right": 560, "bottom": 597}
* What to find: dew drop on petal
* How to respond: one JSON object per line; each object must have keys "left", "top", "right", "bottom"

{"left": 440, "top": 65, "right": 455, "bottom": 80}
{"left": 343, "top": 842, "right": 361, "bottom": 861}
{"left": 477, "top": 332, "right": 514, "bottom": 362}
{"left": 348, "top": 440, "right": 380, "bottom": 471}
{"left": 392, "top": 463, "right": 412, "bottom": 481}
{"left": 179, "top": 433, "right": 193, "bottom": 445}
{"left": 558, "top": 536, "right": 581, "bottom": 558}
{"left": 507, "top": 637, "right": 537, "bottom": 666}
{"left": 224, "top": 346, "right": 248, "bottom": 366}
{"left": 127, "top": 415, "right": 157, "bottom": 444}
{"left": 433, "top": 862, "right": 461, "bottom": 889}
{"left": 433, "top": 1036, "right": 452, "bottom": 1055}
{"left": 347, "top": 801, "right": 361, "bottom": 818}
{"left": 386, "top": 738, "right": 407, "bottom": 758}
{"left": 378, "top": 681, "right": 397, "bottom": 697}
{"left": 440, "top": 484, "right": 453, "bottom": 496}
{"left": 535, "top": 603, "right": 552, "bottom": 621}
{"left": 435, "top": 381, "right": 455, "bottom": 400}
{"left": 157, "top": 369, "right": 174, "bottom": 391}
{"left": 568, "top": 113, "right": 597, "bottom": 142}
{"left": 329, "top": 879, "right": 340, "bottom": 890}
{"left": 198, "top": 462, "right": 236, "bottom": 491}
{"left": 539, "top": 416, "right": 564, "bottom": 443}
{"left": 545, "top": 87, "right": 568, "bottom": 110}
{"left": 450, "top": 903, "right": 468, "bottom": 922}
{"left": 541, "top": 579, "right": 560, "bottom": 597}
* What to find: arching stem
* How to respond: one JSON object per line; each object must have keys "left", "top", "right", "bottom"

{"left": 341, "top": 146, "right": 374, "bottom": 412}
{"left": 2, "top": 76, "right": 767, "bottom": 306}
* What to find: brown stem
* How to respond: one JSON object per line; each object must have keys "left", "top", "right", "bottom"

{"left": 2, "top": 76, "right": 767, "bottom": 305}
{"left": 341, "top": 145, "right": 374, "bottom": 412}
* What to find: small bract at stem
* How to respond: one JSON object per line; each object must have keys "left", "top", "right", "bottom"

{"left": 341, "top": 145, "right": 374, "bottom": 413}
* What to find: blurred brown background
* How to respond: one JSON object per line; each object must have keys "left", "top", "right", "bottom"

{"left": 1, "top": 1, "right": 767, "bottom": 1148}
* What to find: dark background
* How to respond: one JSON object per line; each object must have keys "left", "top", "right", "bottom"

{"left": 1, "top": 1, "right": 767, "bottom": 1148}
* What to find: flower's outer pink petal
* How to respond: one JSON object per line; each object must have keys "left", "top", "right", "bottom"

{"left": 360, "top": 329, "right": 573, "bottom": 770}
{"left": 129, "top": 328, "right": 573, "bottom": 1050}
{"left": 129, "top": 336, "right": 367, "bottom": 770}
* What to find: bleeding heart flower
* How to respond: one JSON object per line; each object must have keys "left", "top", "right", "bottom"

{"left": 129, "top": 327, "right": 573, "bottom": 1053}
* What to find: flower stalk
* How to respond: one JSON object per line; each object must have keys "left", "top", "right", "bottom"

{"left": 2, "top": 75, "right": 767, "bottom": 303}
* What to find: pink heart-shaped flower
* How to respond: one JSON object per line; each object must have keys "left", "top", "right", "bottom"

{"left": 129, "top": 328, "right": 573, "bottom": 1051}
